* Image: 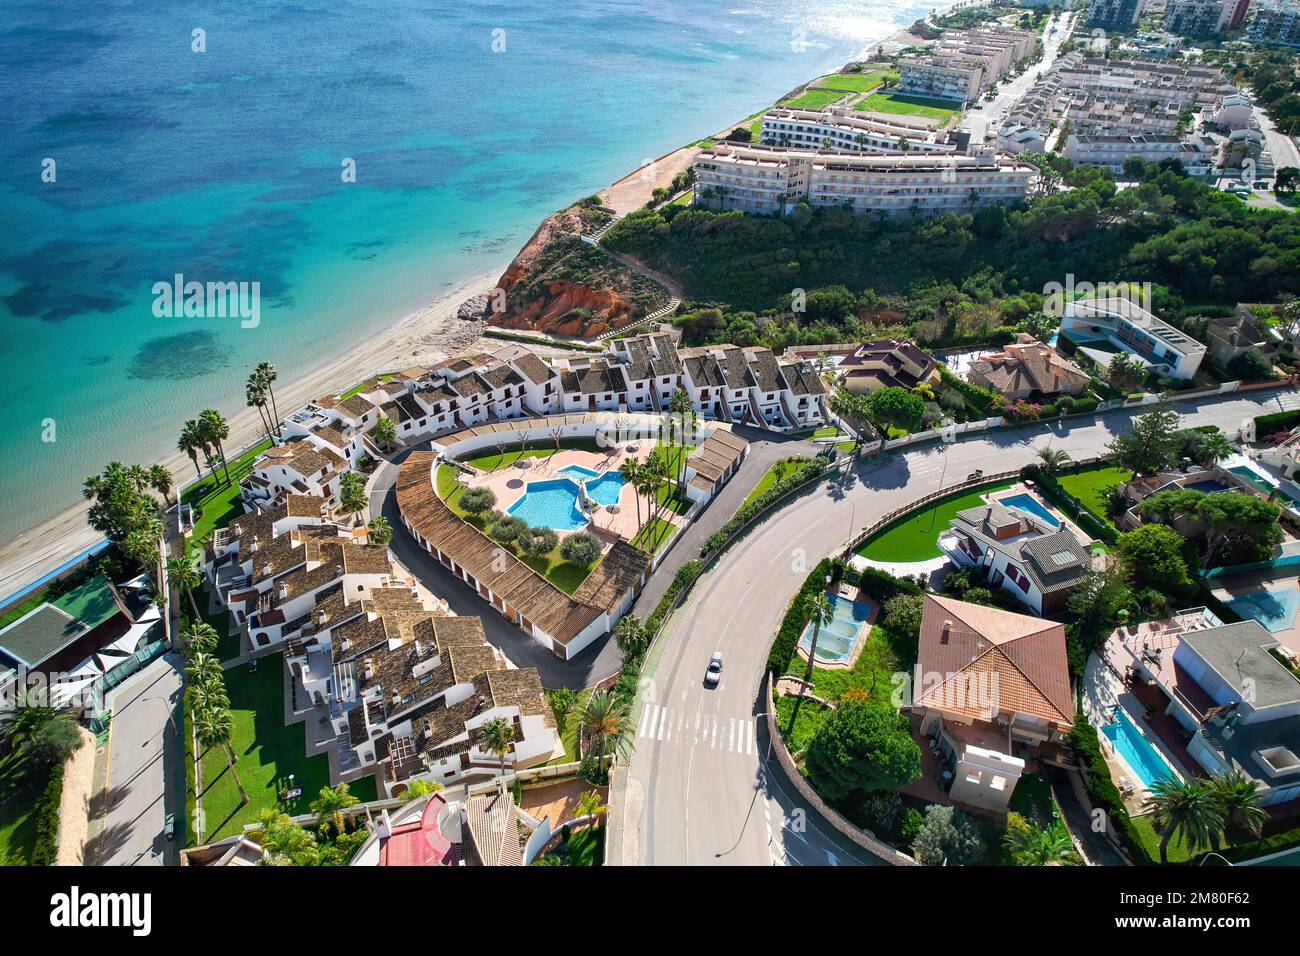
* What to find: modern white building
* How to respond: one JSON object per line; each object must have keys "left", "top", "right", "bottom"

{"left": 759, "top": 107, "right": 960, "bottom": 154}
{"left": 1062, "top": 132, "right": 1217, "bottom": 173}
{"left": 1061, "top": 297, "right": 1208, "bottom": 380}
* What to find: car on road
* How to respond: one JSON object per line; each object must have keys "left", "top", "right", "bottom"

{"left": 164, "top": 813, "right": 175, "bottom": 840}
{"left": 705, "top": 651, "right": 723, "bottom": 686}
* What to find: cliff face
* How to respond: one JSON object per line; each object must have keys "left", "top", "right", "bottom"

{"left": 490, "top": 202, "right": 665, "bottom": 339}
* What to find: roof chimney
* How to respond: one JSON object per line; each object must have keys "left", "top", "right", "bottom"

{"left": 941, "top": 620, "right": 952, "bottom": 644}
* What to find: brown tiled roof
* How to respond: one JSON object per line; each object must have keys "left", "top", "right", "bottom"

{"left": 284, "top": 494, "right": 327, "bottom": 518}
{"left": 340, "top": 542, "right": 394, "bottom": 576}
{"left": 337, "top": 394, "right": 377, "bottom": 420}
{"left": 572, "top": 541, "right": 650, "bottom": 612}
{"left": 916, "top": 594, "right": 1073, "bottom": 726}
{"left": 510, "top": 352, "right": 553, "bottom": 385}
{"left": 967, "top": 337, "right": 1090, "bottom": 397}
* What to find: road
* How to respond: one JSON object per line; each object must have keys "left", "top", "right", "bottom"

{"left": 88, "top": 655, "right": 184, "bottom": 866}
{"left": 1255, "top": 104, "right": 1300, "bottom": 174}
{"left": 617, "top": 388, "right": 1300, "bottom": 867}
{"left": 960, "top": 11, "right": 1073, "bottom": 147}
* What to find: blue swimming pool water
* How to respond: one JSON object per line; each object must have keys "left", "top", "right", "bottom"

{"left": 1184, "top": 480, "right": 1231, "bottom": 494}
{"left": 1102, "top": 709, "right": 1175, "bottom": 789}
{"left": 998, "top": 493, "right": 1061, "bottom": 528}
{"left": 506, "top": 479, "right": 587, "bottom": 532}
{"left": 559, "top": 465, "right": 600, "bottom": 481}
{"left": 559, "top": 465, "right": 625, "bottom": 507}
{"left": 1225, "top": 587, "right": 1300, "bottom": 633}
{"left": 799, "top": 593, "right": 873, "bottom": 662}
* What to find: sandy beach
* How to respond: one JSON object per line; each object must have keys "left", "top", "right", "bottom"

{"left": 0, "top": 11, "right": 947, "bottom": 602}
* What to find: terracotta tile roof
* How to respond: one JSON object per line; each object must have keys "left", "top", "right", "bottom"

{"left": 572, "top": 541, "right": 650, "bottom": 613}
{"left": 510, "top": 352, "right": 553, "bottom": 385}
{"left": 915, "top": 594, "right": 1073, "bottom": 726}
{"left": 336, "top": 394, "right": 377, "bottom": 421}
{"left": 284, "top": 494, "right": 327, "bottom": 518}
{"left": 967, "top": 337, "right": 1090, "bottom": 397}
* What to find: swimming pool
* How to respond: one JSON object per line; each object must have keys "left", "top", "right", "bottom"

{"left": 506, "top": 479, "right": 588, "bottom": 532}
{"left": 799, "top": 592, "right": 872, "bottom": 663}
{"left": 998, "top": 493, "right": 1061, "bottom": 528}
{"left": 1225, "top": 587, "right": 1300, "bottom": 633}
{"left": 1183, "top": 480, "right": 1231, "bottom": 494}
{"left": 559, "top": 465, "right": 625, "bottom": 507}
{"left": 1101, "top": 708, "right": 1176, "bottom": 789}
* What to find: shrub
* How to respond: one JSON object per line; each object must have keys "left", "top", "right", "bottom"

{"left": 30, "top": 764, "right": 65, "bottom": 866}
{"left": 488, "top": 514, "right": 526, "bottom": 544}
{"left": 559, "top": 530, "right": 601, "bottom": 566}
{"left": 1068, "top": 715, "right": 1152, "bottom": 865}
{"left": 912, "top": 804, "right": 984, "bottom": 866}
{"left": 518, "top": 526, "right": 558, "bottom": 558}
{"left": 853, "top": 566, "right": 922, "bottom": 602}
{"left": 804, "top": 698, "right": 922, "bottom": 802}
{"left": 881, "top": 593, "right": 924, "bottom": 641}
{"left": 704, "top": 457, "right": 828, "bottom": 554}
{"left": 1254, "top": 409, "right": 1300, "bottom": 436}
{"left": 460, "top": 486, "right": 497, "bottom": 517}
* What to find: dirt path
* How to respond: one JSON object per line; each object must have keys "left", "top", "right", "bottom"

{"left": 55, "top": 726, "right": 98, "bottom": 866}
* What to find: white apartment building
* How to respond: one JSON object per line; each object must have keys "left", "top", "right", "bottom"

{"left": 1061, "top": 296, "right": 1207, "bottom": 380}
{"left": 693, "top": 143, "right": 1035, "bottom": 217}
{"left": 897, "top": 55, "right": 986, "bottom": 104}
{"left": 1248, "top": 0, "right": 1300, "bottom": 47}
{"left": 1164, "top": 0, "right": 1233, "bottom": 35}
{"left": 1062, "top": 132, "right": 1217, "bottom": 173}
{"left": 759, "top": 107, "right": 959, "bottom": 154}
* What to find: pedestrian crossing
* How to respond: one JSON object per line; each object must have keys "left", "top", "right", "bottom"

{"left": 635, "top": 703, "right": 759, "bottom": 755}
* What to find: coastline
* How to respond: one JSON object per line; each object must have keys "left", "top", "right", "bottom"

{"left": 0, "top": 12, "right": 935, "bottom": 600}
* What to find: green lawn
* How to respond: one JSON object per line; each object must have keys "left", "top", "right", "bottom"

{"left": 774, "top": 694, "right": 829, "bottom": 754}
{"left": 630, "top": 516, "right": 675, "bottom": 553}
{"left": 196, "top": 652, "right": 376, "bottom": 843}
{"left": 539, "top": 823, "right": 604, "bottom": 865}
{"left": 339, "top": 373, "right": 393, "bottom": 400}
{"left": 654, "top": 483, "right": 691, "bottom": 516}
{"left": 782, "top": 616, "right": 912, "bottom": 701}
{"left": 742, "top": 456, "right": 810, "bottom": 509}
{"left": 1054, "top": 465, "right": 1130, "bottom": 524}
{"left": 857, "top": 482, "right": 1014, "bottom": 562}
{"left": 545, "top": 688, "right": 592, "bottom": 765}
{"left": 1130, "top": 813, "right": 1300, "bottom": 865}
{"left": 812, "top": 69, "right": 896, "bottom": 93}
{"left": 780, "top": 88, "right": 845, "bottom": 111}
{"left": 0, "top": 753, "right": 41, "bottom": 865}
{"left": 182, "top": 438, "right": 274, "bottom": 545}
{"left": 459, "top": 436, "right": 606, "bottom": 473}
{"left": 856, "top": 91, "right": 961, "bottom": 121}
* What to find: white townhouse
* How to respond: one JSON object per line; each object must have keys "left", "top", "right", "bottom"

{"left": 554, "top": 357, "right": 628, "bottom": 413}
{"left": 607, "top": 332, "right": 684, "bottom": 413}
{"left": 240, "top": 438, "right": 349, "bottom": 510}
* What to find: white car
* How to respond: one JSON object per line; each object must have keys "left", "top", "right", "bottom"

{"left": 705, "top": 651, "right": 723, "bottom": 686}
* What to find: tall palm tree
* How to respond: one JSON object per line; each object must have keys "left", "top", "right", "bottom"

{"left": 194, "top": 705, "right": 248, "bottom": 806}
{"left": 246, "top": 379, "right": 274, "bottom": 445}
{"left": 188, "top": 677, "right": 229, "bottom": 714}
{"left": 181, "top": 621, "right": 220, "bottom": 658}
{"left": 366, "top": 516, "right": 393, "bottom": 547}
{"left": 573, "top": 690, "right": 635, "bottom": 768}
{"left": 197, "top": 409, "right": 233, "bottom": 487}
{"left": 254, "top": 361, "right": 281, "bottom": 437}
{"left": 149, "top": 464, "right": 174, "bottom": 506}
{"left": 167, "top": 553, "right": 204, "bottom": 619}
{"left": 186, "top": 650, "right": 223, "bottom": 687}
{"left": 1209, "top": 770, "right": 1267, "bottom": 840}
{"left": 177, "top": 420, "right": 205, "bottom": 480}
{"left": 575, "top": 789, "right": 608, "bottom": 831}
{"left": 1142, "top": 777, "right": 1225, "bottom": 864}
{"left": 668, "top": 389, "right": 693, "bottom": 493}
{"left": 310, "top": 783, "right": 359, "bottom": 839}
{"left": 1036, "top": 446, "right": 1071, "bottom": 476}
{"left": 788, "top": 591, "right": 835, "bottom": 733}
{"left": 620, "top": 458, "right": 644, "bottom": 536}
{"left": 339, "top": 471, "right": 367, "bottom": 527}
{"left": 480, "top": 717, "right": 516, "bottom": 777}
{"left": 1194, "top": 430, "right": 1235, "bottom": 468}
{"left": 1004, "top": 819, "right": 1082, "bottom": 866}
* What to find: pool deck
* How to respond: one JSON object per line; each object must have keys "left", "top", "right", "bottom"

{"left": 990, "top": 481, "right": 1095, "bottom": 547}
{"left": 455, "top": 442, "right": 685, "bottom": 543}
{"left": 1211, "top": 567, "right": 1300, "bottom": 652}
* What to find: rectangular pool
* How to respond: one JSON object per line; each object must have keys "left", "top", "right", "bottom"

{"left": 799, "top": 592, "right": 872, "bottom": 663}
{"left": 998, "top": 493, "right": 1061, "bottom": 528}
{"left": 1101, "top": 708, "right": 1176, "bottom": 789}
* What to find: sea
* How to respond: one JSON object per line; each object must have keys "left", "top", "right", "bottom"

{"left": 0, "top": 0, "right": 931, "bottom": 545}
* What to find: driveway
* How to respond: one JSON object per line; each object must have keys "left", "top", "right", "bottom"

{"left": 87, "top": 654, "right": 184, "bottom": 866}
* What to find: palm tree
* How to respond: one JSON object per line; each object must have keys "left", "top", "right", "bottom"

{"left": 1036, "top": 446, "right": 1071, "bottom": 476}
{"left": 788, "top": 590, "right": 835, "bottom": 733}
{"left": 366, "top": 515, "right": 393, "bottom": 547}
{"left": 613, "top": 615, "right": 648, "bottom": 658}
{"left": 257, "top": 809, "right": 318, "bottom": 866}
{"left": 1004, "top": 819, "right": 1082, "bottom": 866}
{"left": 1193, "top": 430, "right": 1235, "bottom": 468}
{"left": 246, "top": 379, "right": 274, "bottom": 445}
{"left": 668, "top": 389, "right": 694, "bottom": 493}
{"left": 197, "top": 409, "right": 233, "bottom": 487}
{"left": 339, "top": 471, "right": 367, "bottom": 526}
{"left": 181, "top": 621, "right": 219, "bottom": 658}
{"left": 0, "top": 697, "right": 58, "bottom": 751}
{"left": 167, "top": 553, "right": 204, "bottom": 619}
{"left": 573, "top": 690, "right": 636, "bottom": 768}
{"left": 1209, "top": 770, "right": 1267, "bottom": 840}
{"left": 149, "top": 464, "right": 174, "bottom": 506}
{"left": 480, "top": 717, "right": 516, "bottom": 777}
{"left": 310, "top": 783, "right": 359, "bottom": 839}
{"left": 177, "top": 420, "right": 205, "bottom": 481}
{"left": 254, "top": 361, "right": 281, "bottom": 437}
{"left": 575, "top": 789, "right": 608, "bottom": 831}
{"left": 194, "top": 705, "right": 248, "bottom": 806}
{"left": 372, "top": 416, "right": 398, "bottom": 452}
{"left": 1142, "top": 777, "right": 1225, "bottom": 864}
{"left": 620, "top": 458, "right": 644, "bottom": 536}
{"left": 186, "top": 650, "right": 223, "bottom": 687}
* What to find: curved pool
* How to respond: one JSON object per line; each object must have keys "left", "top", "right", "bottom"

{"left": 559, "top": 464, "right": 625, "bottom": 506}
{"left": 507, "top": 479, "right": 587, "bottom": 532}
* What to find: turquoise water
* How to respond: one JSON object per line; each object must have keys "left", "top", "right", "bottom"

{"left": 998, "top": 493, "right": 1061, "bottom": 528}
{"left": 0, "top": 0, "right": 928, "bottom": 545}
{"left": 1102, "top": 709, "right": 1175, "bottom": 789}
{"left": 1225, "top": 587, "right": 1300, "bottom": 633}
{"left": 559, "top": 465, "right": 601, "bottom": 481}
{"left": 507, "top": 479, "right": 588, "bottom": 531}
{"left": 799, "top": 593, "right": 872, "bottom": 662}
{"left": 558, "top": 464, "right": 624, "bottom": 505}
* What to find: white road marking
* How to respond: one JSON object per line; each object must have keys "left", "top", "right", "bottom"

{"left": 656, "top": 706, "right": 668, "bottom": 741}
{"left": 636, "top": 704, "right": 656, "bottom": 739}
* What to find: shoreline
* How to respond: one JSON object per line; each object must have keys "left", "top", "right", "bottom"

{"left": 0, "top": 10, "right": 938, "bottom": 600}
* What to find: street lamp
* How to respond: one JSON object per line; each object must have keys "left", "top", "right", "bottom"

{"left": 141, "top": 694, "right": 180, "bottom": 737}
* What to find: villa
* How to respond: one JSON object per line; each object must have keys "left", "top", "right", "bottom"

{"left": 912, "top": 595, "right": 1075, "bottom": 813}
{"left": 966, "top": 333, "right": 1091, "bottom": 401}
{"left": 1205, "top": 305, "right": 1275, "bottom": 369}
{"left": 939, "top": 498, "right": 1092, "bottom": 616}
{"left": 834, "top": 340, "right": 939, "bottom": 395}
{"left": 1061, "top": 296, "right": 1207, "bottom": 381}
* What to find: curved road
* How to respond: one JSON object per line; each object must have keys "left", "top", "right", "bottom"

{"left": 616, "top": 389, "right": 1300, "bottom": 867}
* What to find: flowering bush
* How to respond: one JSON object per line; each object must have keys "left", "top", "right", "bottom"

{"left": 1005, "top": 399, "right": 1042, "bottom": 421}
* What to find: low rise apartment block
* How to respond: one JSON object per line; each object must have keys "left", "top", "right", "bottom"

{"left": 759, "top": 107, "right": 962, "bottom": 154}
{"left": 1062, "top": 132, "right": 1217, "bottom": 173}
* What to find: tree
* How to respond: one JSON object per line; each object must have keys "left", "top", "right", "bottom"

{"left": 399, "top": 778, "right": 444, "bottom": 802}
{"left": 1226, "top": 348, "right": 1274, "bottom": 382}
{"left": 1142, "top": 777, "right": 1224, "bottom": 864}
{"left": 253, "top": 361, "right": 282, "bottom": 437}
{"left": 619, "top": 458, "right": 644, "bottom": 535}
{"left": 310, "top": 783, "right": 359, "bottom": 839}
{"left": 480, "top": 717, "right": 516, "bottom": 777}
{"left": 1197, "top": 491, "right": 1284, "bottom": 566}
{"left": 258, "top": 809, "right": 319, "bottom": 866}
{"left": 1108, "top": 407, "right": 1180, "bottom": 475}
{"left": 83, "top": 462, "right": 164, "bottom": 545}
{"left": 881, "top": 592, "right": 924, "bottom": 640}
{"left": 1036, "top": 446, "right": 1071, "bottom": 475}
{"left": 1210, "top": 770, "right": 1267, "bottom": 840}
{"left": 177, "top": 420, "right": 205, "bottom": 480}
{"left": 371, "top": 416, "right": 398, "bottom": 451}
{"left": 149, "top": 464, "right": 175, "bottom": 507}
{"left": 1106, "top": 352, "right": 1145, "bottom": 394}
{"left": 613, "top": 615, "right": 648, "bottom": 658}
{"left": 1066, "top": 566, "right": 1132, "bottom": 646}
{"left": 669, "top": 389, "right": 694, "bottom": 492}
{"left": 912, "top": 804, "right": 984, "bottom": 865}
{"left": 339, "top": 471, "right": 368, "bottom": 526}
{"left": 1003, "top": 814, "right": 1081, "bottom": 866}
{"left": 559, "top": 529, "right": 601, "bottom": 566}
{"left": 460, "top": 486, "right": 497, "bottom": 520}
{"left": 246, "top": 377, "right": 274, "bottom": 445}
{"left": 366, "top": 516, "right": 393, "bottom": 547}
{"left": 1176, "top": 427, "right": 1234, "bottom": 467}
{"left": 197, "top": 408, "right": 234, "bottom": 488}
{"left": 518, "top": 525, "right": 558, "bottom": 558}
{"left": 1115, "top": 524, "right": 1192, "bottom": 592}
{"left": 863, "top": 386, "right": 925, "bottom": 433}
{"left": 574, "top": 691, "right": 636, "bottom": 768}
{"left": 20, "top": 714, "right": 82, "bottom": 765}
{"left": 575, "top": 789, "right": 608, "bottom": 830}
{"left": 489, "top": 514, "right": 526, "bottom": 544}
{"left": 788, "top": 591, "right": 834, "bottom": 734}
{"left": 168, "top": 553, "right": 204, "bottom": 619}
{"left": 804, "top": 698, "right": 922, "bottom": 802}
{"left": 181, "top": 622, "right": 219, "bottom": 659}
{"left": 194, "top": 705, "right": 249, "bottom": 807}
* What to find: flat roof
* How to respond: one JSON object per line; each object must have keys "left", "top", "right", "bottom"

{"left": 0, "top": 605, "right": 89, "bottom": 668}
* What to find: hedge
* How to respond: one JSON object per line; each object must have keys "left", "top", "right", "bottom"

{"left": 1254, "top": 409, "right": 1300, "bottom": 436}
{"left": 703, "top": 456, "right": 829, "bottom": 554}
{"left": 847, "top": 565, "right": 923, "bottom": 601}
{"left": 937, "top": 363, "right": 999, "bottom": 414}
{"left": 1021, "top": 463, "right": 1120, "bottom": 545}
{"left": 29, "top": 764, "right": 65, "bottom": 866}
{"left": 766, "top": 558, "right": 844, "bottom": 676}
{"left": 646, "top": 559, "right": 702, "bottom": 637}
{"left": 1068, "top": 716, "right": 1153, "bottom": 865}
